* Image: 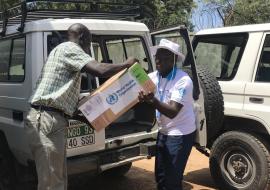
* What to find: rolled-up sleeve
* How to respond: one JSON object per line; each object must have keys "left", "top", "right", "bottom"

{"left": 64, "top": 44, "right": 94, "bottom": 71}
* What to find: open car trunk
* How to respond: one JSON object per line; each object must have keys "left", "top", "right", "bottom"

{"left": 105, "top": 102, "right": 156, "bottom": 139}
{"left": 47, "top": 32, "right": 157, "bottom": 139}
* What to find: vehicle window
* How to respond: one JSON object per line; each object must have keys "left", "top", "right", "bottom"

{"left": 47, "top": 32, "right": 97, "bottom": 92}
{"left": 152, "top": 32, "right": 188, "bottom": 55}
{"left": 0, "top": 39, "right": 11, "bottom": 81}
{"left": 47, "top": 33, "right": 151, "bottom": 90}
{"left": 92, "top": 42, "right": 103, "bottom": 62}
{"left": 106, "top": 37, "right": 150, "bottom": 72}
{"left": 106, "top": 39, "right": 126, "bottom": 64}
{"left": 47, "top": 31, "right": 68, "bottom": 56}
{"left": 124, "top": 38, "right": 149, "bottom": 71}
{"left": 194, "top": 34, "right": 247, "bottom": 80}
{"left": 0, "top": 37, "right": 25, "bottom": 82}
{"left": 9, "top": 38, "right": 25, "bottom": 82}
{"left": 256, "top": 35, "right": 270, "bottom": 82}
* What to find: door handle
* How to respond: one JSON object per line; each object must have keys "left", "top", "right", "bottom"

{"left": 249, "top": 97, "right": 264, "bottom": 104}
{"left": 13, "top": 110, "right": 23, "bottom": 121}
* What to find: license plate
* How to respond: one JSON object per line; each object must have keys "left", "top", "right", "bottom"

{"left": 67, "top": 120, "right": 95, "bottom": 149}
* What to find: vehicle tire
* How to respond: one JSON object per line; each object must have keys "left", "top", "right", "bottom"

{"left": 0, "top": 133, "right": 17, "bottom": 190}
{"left": 209, "top": 131, "right": 270, "bottom": 190}
{"left": 102, "top": 163, "right": 132, "bottom": 178}
{"left": 182, "top": 65, "right": 224, "bottom": 145}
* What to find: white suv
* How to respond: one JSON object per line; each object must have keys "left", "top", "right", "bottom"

{"left": 0, "top": 1, "right": 223, "bottom": 189}
{"left": 194, "top": 23, "right": 270, "bottom": 190}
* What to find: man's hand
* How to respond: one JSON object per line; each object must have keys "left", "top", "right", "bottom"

{"left": 125, "top": 57, "right": 139, "bottom": 68}
{"left": 138, "top": 91, "right": 156, "bottom": 104}
{"left": 138, "top": 91, "right": 183, "bottom": 119}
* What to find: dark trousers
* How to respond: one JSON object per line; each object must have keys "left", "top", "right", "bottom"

{"left": 155, "top": 132, "right": 195, "bottom": 190}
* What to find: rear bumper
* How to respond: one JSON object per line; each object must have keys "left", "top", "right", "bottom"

{"left": 67, "top": 140, "right": 156, "bottom": 175}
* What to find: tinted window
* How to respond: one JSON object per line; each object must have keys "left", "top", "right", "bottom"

{"left": 256, "top": 35, "right": 270, "bottom": 82}
{"left": 124, "top": 38, "right": 149, "bottom": 71}
{"left": 92, "top": 42, "right": 103, "bottom": 62}
{"left": 0, "top": 40, "right": 11, "bottom": 81}
{"left": 9, "top": 38, "right": 25, "bottom": 81}
{"left": 194, "top": 34, "right": 247, "bottom": 80}
{"left": 106, "top": 37, "right": 150, "bottom": 72}
{"left": 0, "top": 37, "right": 25, "bottom": 82}
{"left": 47, "top": 32, "right": 97, "bottom": 92}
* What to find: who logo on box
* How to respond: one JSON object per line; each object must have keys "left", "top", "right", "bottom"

{"left": 106, "top": 93, "right": 118, "bottom": 105}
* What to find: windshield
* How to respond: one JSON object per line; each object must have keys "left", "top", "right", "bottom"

{"left": 193, "top": 33, "right": 248, "bottom": 80}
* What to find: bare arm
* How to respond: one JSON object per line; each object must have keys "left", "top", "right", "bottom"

{"left": 138, "top": 91, "right": 183, "bottom": 119}
{"left": 81, "top": 57, "right": 138, "bottom": 78}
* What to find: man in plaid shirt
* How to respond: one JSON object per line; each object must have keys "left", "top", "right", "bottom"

{"left": 25, "top": 23, "right": 137, "bottom": 190}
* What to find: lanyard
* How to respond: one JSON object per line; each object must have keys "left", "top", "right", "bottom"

{"left": 156, "top": 66, "right": 176, "bottom": 119}
{"left": 156, "top": 76, "right": 169, "bottom": 119}
{"left": 157, "top": 76, "right": 169, "bottom": 102}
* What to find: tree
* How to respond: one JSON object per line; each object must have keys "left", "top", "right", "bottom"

{"left": 206, "top": 0, "right": 270, "bottom": 26}
{"left": 151, "top": 0, "right": 195, "bottom": 30}
{"left": 92, "top": 0, "right": 195, "bottom": 30}
{"left": 0, "top": 0, "right": 19, "bottom": 10}
{"left": 228, "top": 0, "right": 270, "bottom": 25}
{"left": 0, "top": 0, "right": 195, "bottom": 31}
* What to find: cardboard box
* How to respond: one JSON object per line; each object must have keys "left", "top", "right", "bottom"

{"left": 78, "top": 63, "right": 156, "bottom": 131}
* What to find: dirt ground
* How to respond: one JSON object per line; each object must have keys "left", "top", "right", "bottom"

{"left": 68, "top": 148, "right": 217, "bottom": 190}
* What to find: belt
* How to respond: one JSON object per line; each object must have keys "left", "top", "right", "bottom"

{"left": 30, "top": 104, "right": 68, "bottom": 117}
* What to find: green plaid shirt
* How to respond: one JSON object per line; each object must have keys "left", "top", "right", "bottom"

{"left": 30, "top": 42, "right": 94, "bottom": 116}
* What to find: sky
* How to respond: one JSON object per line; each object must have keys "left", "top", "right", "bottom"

{"left": 191, "top": 0, "right": 224, "bottom": 32}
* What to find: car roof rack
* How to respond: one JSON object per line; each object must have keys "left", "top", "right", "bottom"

{"left": 0, "top": 0, "right": 142, "bottom": 37}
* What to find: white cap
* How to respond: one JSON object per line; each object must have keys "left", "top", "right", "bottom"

{"left": 150, "top": 39, "right": 185, "bottom": 61}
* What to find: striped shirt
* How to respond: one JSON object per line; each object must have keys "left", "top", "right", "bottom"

{"left": 30, "top": 42, "right": 94, "bottom": 116}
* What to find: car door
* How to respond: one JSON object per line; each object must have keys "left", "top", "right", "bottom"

{"left": 244, "top": 33, "right": 270, "bottom": 130}
{"left": 150, "top": 26, "right": 207, "bottom": 147}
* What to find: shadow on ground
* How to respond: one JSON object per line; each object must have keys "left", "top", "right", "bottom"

{"left": 184, "top": 168, "right": 217, "bottom": 190}
{"left": 68, "top": 166, "right": 216, "bottom": 190}
{"left": 69, "top": 167, "right": 156, "bottom": 190}
{"left": 17, "top": 166, "right": 216, "bottom": 190}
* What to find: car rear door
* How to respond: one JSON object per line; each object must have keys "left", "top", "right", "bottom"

{"left": 244, "top": 33, "right": 270, "bottom": 130}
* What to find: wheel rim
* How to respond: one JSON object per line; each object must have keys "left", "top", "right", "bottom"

{"left": 220, "top": 149, "right": 256, "bottom": 188}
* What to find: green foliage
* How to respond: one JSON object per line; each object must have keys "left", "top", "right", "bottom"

{"left": 228, "top": 0, "right": 270, "bottom": 25}
{"left": 0, "top": 0, "right": 195, "bottom": 30}
{"left": 0, "top": 0, "right": 19, "bottom": 10}
{"left": 206, "top": 0, "right": 270, "bottom": 26}
{"left": 148, "top": 0, "right": 195, "bottom": 30}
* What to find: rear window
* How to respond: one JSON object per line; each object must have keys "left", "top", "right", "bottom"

{"left": 0, "top": 37, "right": 25, "bottom": 82}
{"left": 46, "top": 32, "right": 152, "bottom": 91}
{"left": 106, "top": 37, "right": 150, "bottom": 72}
{"left": 194, "top": 33, "right": 248, "bottom": 80}
{"left": 256, "top": 34, "right": 270, "bottom": 82}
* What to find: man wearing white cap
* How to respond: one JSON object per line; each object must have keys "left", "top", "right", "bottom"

{"left": 138, "top": 39, "right": 196, "bottom": 190}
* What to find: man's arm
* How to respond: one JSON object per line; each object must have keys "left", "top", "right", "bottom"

{"left": 82, "top": 57, "right": 138, "bottom": 78}
{"left": 138, "top": 91, "right": 183, "bottom": 119}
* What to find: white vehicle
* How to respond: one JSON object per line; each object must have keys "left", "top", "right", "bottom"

{"left": 0, "top": 1, "right": 223, "bottom": 189}
{"left": 193, "top": 24, "right": 270, "bottom": 190}
{"left": 154, "top": 23, "right": 270, "bottom": 190}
